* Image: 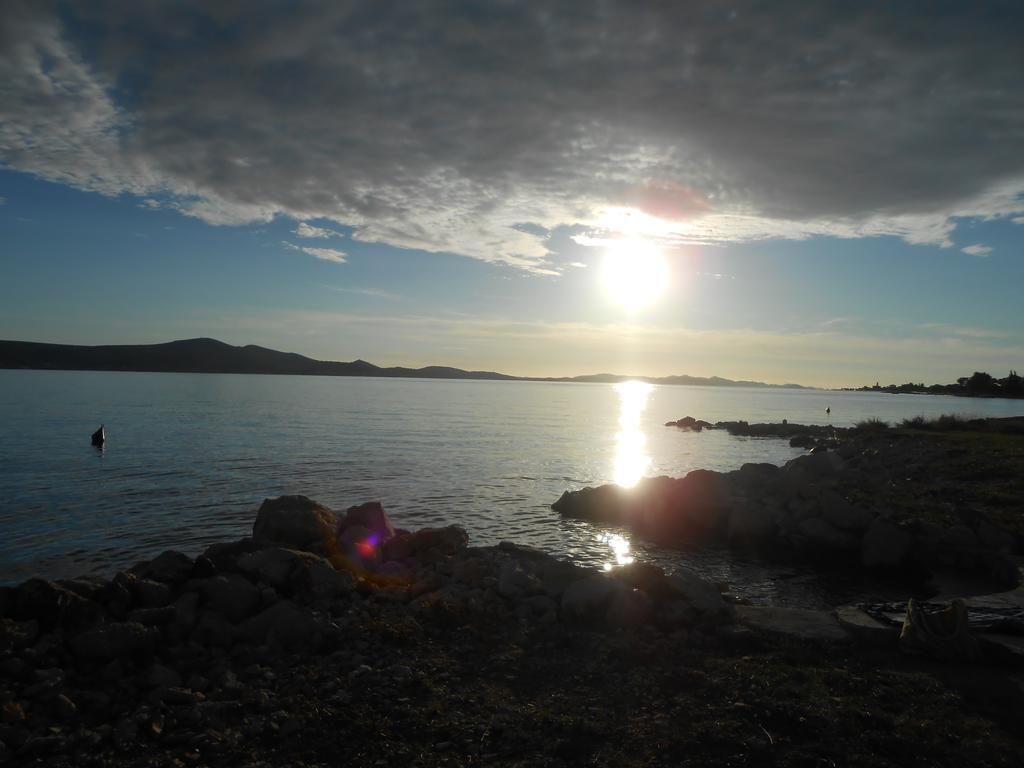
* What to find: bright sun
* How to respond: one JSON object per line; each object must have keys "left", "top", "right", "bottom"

{"left": 601, "top": 239, "right": 669, "bottom": 310}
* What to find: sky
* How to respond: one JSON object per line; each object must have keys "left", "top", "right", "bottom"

{"left": 1, "top": 1, "right": 1022, "bottom": 388}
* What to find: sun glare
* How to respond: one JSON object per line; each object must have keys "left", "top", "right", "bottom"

{"left": 602, "top": 239, "right": 669, "bottom": 311}
{"left": 612, "top": 380, "right": 653, "bottom": 488}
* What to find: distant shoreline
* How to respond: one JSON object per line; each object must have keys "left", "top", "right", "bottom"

{"left": 0, "top": 337, "right": 806, "bottom": 390}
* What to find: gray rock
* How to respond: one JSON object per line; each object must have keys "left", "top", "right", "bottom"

{"left": 665, "top": 570, "right": 734, "bottom": 624}
{"left": 172, "top": 592, "right": 200, "bottom": 629}
{"left": 25, "top": 667, "right": 64, "bottom": 699}
{"left": 11, "top": 579, "right": 103, "bottom": 631}
{"left": 54, "top": 693, "right": 78, "bottom": 721}
{"left": 133, "top": 550, "right": 194, "bottom": 584}
{"left": 524, "top": 594, "right": 559, "bottom": 622}
{"left": 737, "top": 462, "right": 780, "bottom": 479}
{"left": 199, "top": 574, "right": 261, "bottom": 623}
{"left": 861, "top": 518, "right": 914, "bottom": 569}
{"left": 200, "top": 538, "right": 257, "bottom": 573}
{"left": 561, "top": 575, "right": 622, "bottom": 622}
{"left": 237, "top": 547, "right": 324, "bottom": 589}
{"left": 0, "top": 619, "right": 40, "bottom": 653}
{"left": 736, "top": 605, "right": 849, "bottom": 642}
{"left": 252, "top": 495, "right": 339, "bottom": 554}
{"left": 497, "top": 562, "right": 542, "bottom": 599}
{"left": 795, "top": 517, "right": 861, "bottom": 552}
{"left": 307, "top": 559, "right": 355, "bottom": 599}
{"left": 818, "top": 491, "right": 875, "bottom": 532}
{"left": 726, "top": 502, "right": 776, "bottom": 542}
{"left": 127, "top": 605, "right": 177, "bottom": 626}
{"left": 605, "top": 588, "right": 653, "bottom": 627}
{"left": 975, "top": 520, "right": 1018, "bottom": 554}
{"left": 835, "top": 606, "right": 899, "bottom": 647}
{"left": 70, "top": 622, "right": 158, "bottom": 661}
{"left": 657, "top": 599, "right": 697, "bottom": 628}
{"left": 132, "top": 579, "right": 173, "bottom": 608}
{"left": 342, "top": 501, "right": 396, "bottom": 542}
{"left": 451, "top": 556, "right": 490, "bottom": 584}
{"left": 237, "top": 601, "right": 318, "bottom": 649}
{"left": 784, "top": 450, "right": 845, "bottom": 479}
{"left": 142, "top": 664, "right": 183, "bottom": 689}
{"left": 154, "top": 687, "right": 205, "bottom": 706}
{"left": 191, "top": 611, "right": 235, "bottom": 648}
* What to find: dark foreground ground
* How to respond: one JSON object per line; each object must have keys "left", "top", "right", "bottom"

{"left": 11, "top": 589, "right": 1024, "bottom": 768}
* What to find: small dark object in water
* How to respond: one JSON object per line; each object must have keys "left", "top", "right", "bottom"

{"left": 91, "top": 425, "right": 105, "bottom": 447}
{"left": 825, "top": 406, "right": 831, "bottom": 415}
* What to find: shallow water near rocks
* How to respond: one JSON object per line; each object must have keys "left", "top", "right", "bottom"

{"left": 3, "top": 370, "right": 1023, "bottom": 606}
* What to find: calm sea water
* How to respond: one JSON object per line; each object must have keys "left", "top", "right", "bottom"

{"left": 3, "top": 371, "right": 1023, "bottom": 605}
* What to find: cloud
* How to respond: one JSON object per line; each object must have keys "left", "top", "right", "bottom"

{"left": 962, "top": 244, "right": 992, "bottom": 257}
{"left": 0, "top": 196, "right": 6, "bottom": 205}
{"left": 294, "top": 222, "right": 341, "bottom": 239}
{"left": 322, "top": 284, "right": 399, "bottom": 300}
{"left": 917, "top": 322, "right": 1008, "bottom": 339}
{"left": 2, "top": 1, "right": 1024, "bottom": 269}
{"left": 282, "top": 241, "right": 347, "bottom": 263}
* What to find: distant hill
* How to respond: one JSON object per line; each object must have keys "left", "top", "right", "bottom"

{"left": 0, "top": 337, "right": 805, "bottom": 389}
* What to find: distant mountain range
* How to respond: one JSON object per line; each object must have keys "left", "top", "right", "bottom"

{"left": 0, "top": 338, "right": 806, "bottom": 389}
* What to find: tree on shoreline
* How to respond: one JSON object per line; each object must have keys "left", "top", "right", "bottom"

{"left": 858, "top": 370, "right": 1024, "bottom": 399}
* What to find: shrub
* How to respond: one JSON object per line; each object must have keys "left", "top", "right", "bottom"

{"left": 854, "top": 417, "right": 889, "bottom": 432}
{"left": 900, "top": 414, "right": 972, "bottom": 431}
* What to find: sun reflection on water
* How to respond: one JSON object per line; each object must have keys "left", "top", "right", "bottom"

{"left": 598, "top": 531, "right": 635, "bottom": 571}
{"left": 612, "top": 380, "right": 653, "bottom": 488}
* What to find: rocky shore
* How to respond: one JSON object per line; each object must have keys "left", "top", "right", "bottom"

{"left": 3, "top": 419, "right": 1024, "bottom": 766}
{"left": 555, "top": 419, "right": 1024, "bottom": 591}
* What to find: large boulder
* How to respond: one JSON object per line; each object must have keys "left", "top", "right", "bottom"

{"left": 861, "top": 518, "right": 914, "bottom": 569}
{"left": 553, "top": 471, "right": 732, "bottom": 543}
{"left": 10, "top": 579, "right": 103, "bottom": 631}
{"left": 818, "top": 491, "right": 875, "bottom": 532}
{"left": 238, "top": 547, "right": 355, "bottom": 599}
{"left": 606, "top": 588, "right": 653, "bottom": 627}
{"left": 132, "top": 550, "right": 194, "bottom": 585}
{"left": 341, "top": 501, "right": 395, "bottom": 542}
{"left": 726, "top": 502, "right": 776, "bottom": 544}
{"left": 795, "top": 517, "right": 861, "bottom": 553}
{"left": 561, "top": 574, "right": 622, "bottom": 622}
{"left": 197, "top": 574, "right": 261, "bottom": 623}
{"left": 664, "top": 570, "right": 735, "bottom": 625}
{"left": 252, "top": 496, "right": 339, "bottom": 554}
{"left": 552, "top": 484, "right": 631, "bottom": 526}
{"left": 237, "top": 601, "right": 318, "bottom": 649}
{"left": 200, "top": 538, "right": 259, "bottom": 573}
{"left": 382, "top": 526, "right": 469, "bottom": 562}
{"left": 497, "top": 562, "right": 543, "bottom": 599}
{"left": 306, "top": 559, "right": 356, "bottom": 599}
{"left": 783, "top": 451, "right": 846, "bottom": 480}
{"left": 237, "top": 548, "right": 325, "bottom": 590}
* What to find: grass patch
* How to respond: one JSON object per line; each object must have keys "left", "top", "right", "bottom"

{"left": 854, "top": 417, "right": 889, "bottom": 432}
{"left": 901, "top": 414, "right": 973, "bottom": 431}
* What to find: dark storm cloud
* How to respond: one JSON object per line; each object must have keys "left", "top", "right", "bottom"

{"left": 2, "top": 0, "right": 1023, "bottom": 266}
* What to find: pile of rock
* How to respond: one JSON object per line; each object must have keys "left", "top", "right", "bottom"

{"left": 554, "top": 447, "right": 1021, "bottom": 588}
{"left": 664, "top": 416, "right": 714, "bottom": 431}
{"left": 0, "top": 496, "right": 736, "bottom": 761}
